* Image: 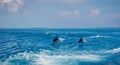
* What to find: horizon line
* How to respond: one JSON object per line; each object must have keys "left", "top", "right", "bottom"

{"left": 0, "top": 27, "right": 120, "bottom": 29}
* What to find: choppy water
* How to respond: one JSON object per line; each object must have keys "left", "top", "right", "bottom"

{"left": 0, "top": 28, "right": 120, "bottom": 65}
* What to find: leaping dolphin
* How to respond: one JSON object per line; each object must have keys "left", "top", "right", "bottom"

{"left": 51, "top": 36, "right": 59, "bottom": 45}
{"left": 78, "top": 37, "right": 83, "bottom": 43}
{"left": 78, "top": 37, "right": 84, "bottom": 47}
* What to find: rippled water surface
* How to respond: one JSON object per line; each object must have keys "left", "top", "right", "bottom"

{"left": 0, "top": 28, "right": 120, "bottom": 65}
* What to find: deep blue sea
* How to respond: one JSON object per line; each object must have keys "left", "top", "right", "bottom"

{"left": 0, "top": 28, "right": 120, "bottom": 65}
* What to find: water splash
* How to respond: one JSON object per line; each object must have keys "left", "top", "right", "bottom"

{"left": 102, "top": 47, "right": 120, "bottom": 54}
{"left": 0, "top": 49, "right": 104, "bottom": 65}
{"left": 89, "top": 35, "right": 110, "bottom": 38}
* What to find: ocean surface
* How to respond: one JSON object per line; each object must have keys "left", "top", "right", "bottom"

{"left": 0, "top": 28, "right": 120, "bottom": 65}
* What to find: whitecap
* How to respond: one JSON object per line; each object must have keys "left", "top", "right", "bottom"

{"left": 103, "top": 47, "right": 120, "bottom": 54}
{"left": 2, "top": 50, "right": 103, "bottom": 65}
{"left": 32, "top": 50, "right": 103, "bottom": 65}
{"left": 89, "top": 35, "right": 110, "bottom": 38}
{"left": 33, "top": 54, "right": 102, "bottom": 65}
{"left": 45, "top": 32, "right": 50, "bottom": 34}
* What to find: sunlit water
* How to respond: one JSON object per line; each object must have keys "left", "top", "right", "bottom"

{"left": 0, "top": 28, "right": 120, "bottom": 65}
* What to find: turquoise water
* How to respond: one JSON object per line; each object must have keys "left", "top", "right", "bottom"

{"left": 0, "top": 28, "right": 120, "bottom": 65}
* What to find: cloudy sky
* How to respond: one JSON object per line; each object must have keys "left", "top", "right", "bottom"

{"left": 0, "top": 0, "right": 120, "bottom": 28}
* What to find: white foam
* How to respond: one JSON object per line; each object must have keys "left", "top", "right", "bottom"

{"left": 2, "top": 50, "right": 103, "bottom": 65}
{"left": 32, "top": 50, "right": 102, "bottom": 65}
{"left": 59, "top": 38, "right": 65, "bottom": 42}
{"left": 33, "top": 54, "right": 102, "bottom": 65}
{"left": 83, "top": 39, "right": 87, "bottom": 42}
{"left": 90, "top": 35, "right": 110, "bottom": 38}
{"left": 0, "top": 61, "right": 9, "bottom": 65}
{"left": 88, "top": 47, "right": 120, "bottom": 54}
{"left": 45, "top": 32, "right": 50, "bottom": 34}
{"left": 103, "top": 47, "right": 120, "bottom": 54}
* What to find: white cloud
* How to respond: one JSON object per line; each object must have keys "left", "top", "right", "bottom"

{"left": 59, "top": 10, "right": 80, "bottom": 17}
{"left": 0, "top": 0, "right": 24, "bottom": 13}
{"left": 90, "top": 8, "right": 100, "bottom": 16}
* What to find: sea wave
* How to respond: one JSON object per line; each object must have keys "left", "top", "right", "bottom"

{"left": 0, "top": 50, "right": 103, "bottom": 65}
{"left": 102, "top": 47, "right": 120, "bottom": 54}
{"left": 89, "top": 35, "right": 110, "bottom": 38}
{"left": 89, "top": 47, "right": 120, "bottom": 54}
{"left": 34, "top": 54, "right": 101, "bottom": 65}
{"left": 0, "top": 29, "right": 120, "bottom": 65}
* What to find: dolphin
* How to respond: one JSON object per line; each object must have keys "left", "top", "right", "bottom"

{"left": 51, "top": 36, "right": 59, "bottom": 45}
{"left": 78, "top": 37, "right": 83, "bottom": 43}
{"left": 78, "top": 37, "right": 84, "bottom": 47}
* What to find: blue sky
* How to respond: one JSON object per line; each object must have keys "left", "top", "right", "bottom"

{"left": 0, "top": 0, "right": 120, "bottom": 28}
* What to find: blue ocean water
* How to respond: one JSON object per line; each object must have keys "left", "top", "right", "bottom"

{"left": 0, "top": 28, "right": 120, "bottom": 65}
